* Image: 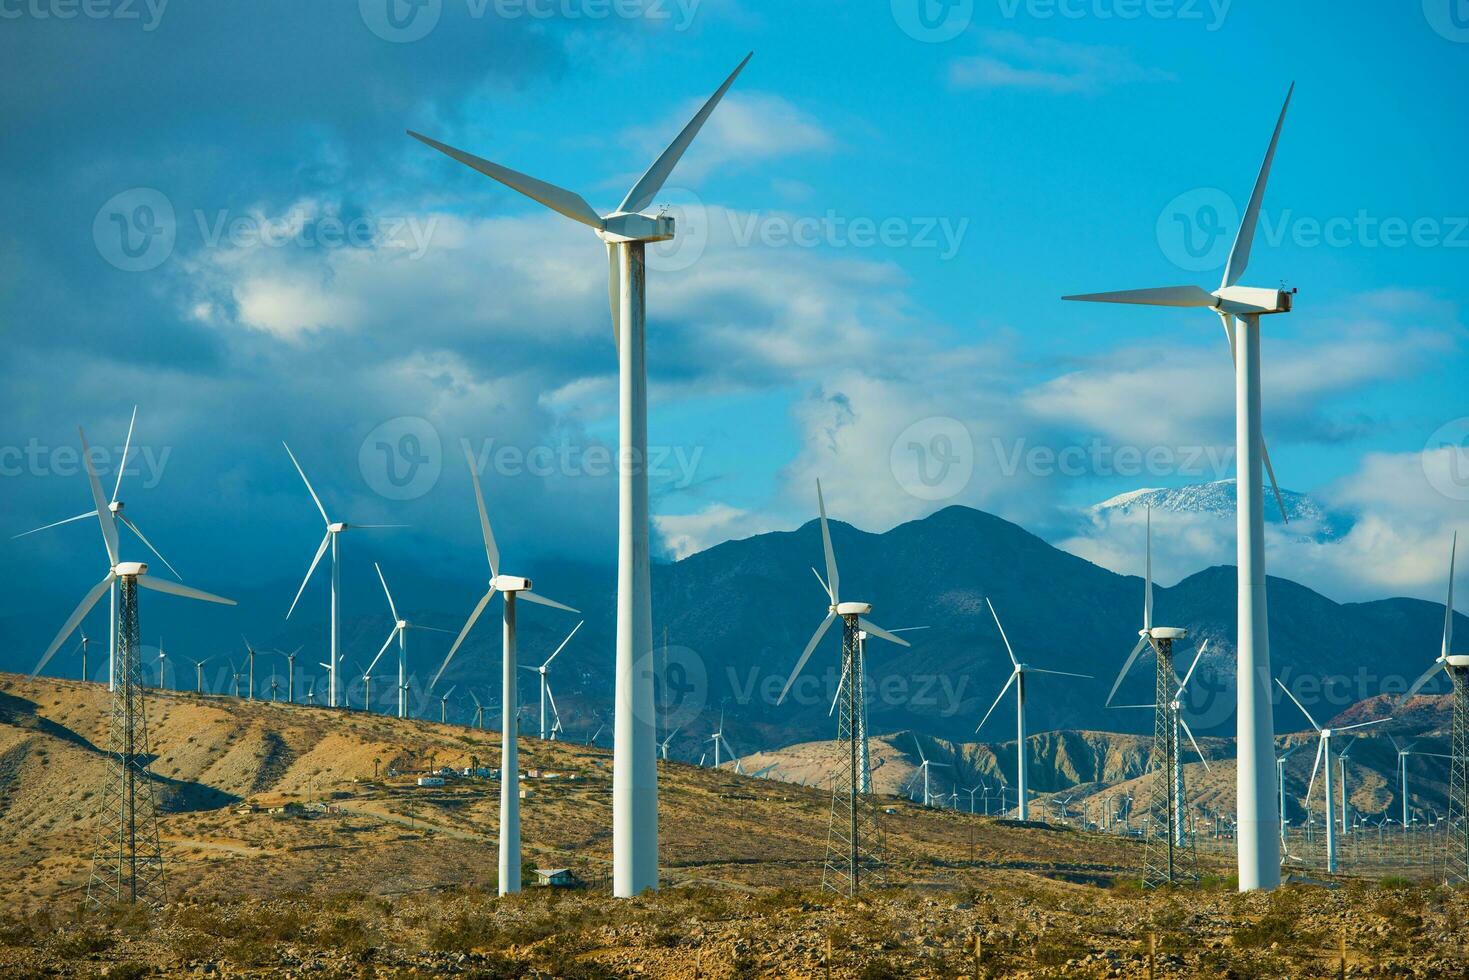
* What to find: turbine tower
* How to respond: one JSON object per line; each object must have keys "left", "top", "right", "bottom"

{"left": 187, "top": 656, "right": 211, "bottom": 694}
{"left": 777, "top": 481, "right": 910, "bottom": 895}
{"left": 1064, "top": 86, "right": 1297, "bottom": 892}
{"left": 523, "top": 621, "right": 582, "bottom": 740}
{"left": 910, "top": 734, "right": 950, "bottom": 808}
{"left": 1276, "top": 678, "right": 1388, "bottom": 874}
{"left": 283, "top": 442, "right": 403, "bottom": 709}
{"left": 16, "top": 407, "right": 180, "bottom": 692}
{"left": 409, "top": 55, "right": 751, "bottom": 896}
{"left": 1403, "top": 531, "right": 1468, "bottom": 883}
{"left": 31, "top": 428, "right": 235, "bottom": 907}
{"left": 373, "top": 563, "right": 452, "bottom": 719}
{"left": 976, "top": 598, "right": 1092, "bottom": 820}
{"left": 277, "top": 646, "right": 302, "bottom": 704}
{"left": 431, "top": 445, "right": 576, "bottom": 896}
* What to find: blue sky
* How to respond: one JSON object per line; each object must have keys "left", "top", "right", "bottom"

{"left": 1, "top": 0, "right": 1466, "bottom": 643}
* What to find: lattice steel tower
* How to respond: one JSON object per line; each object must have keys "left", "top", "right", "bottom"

{"left": 87, "top": 576, "right": 167, "bottom": 907}
{"left": 823, "top": 612, "right": 885, "bottom": 896}
{"left": 1140, "top": 630, "right": 1199, "bottom": 887}
{"left": 1445, "top": 658, "right": 1469, "bottom": 886}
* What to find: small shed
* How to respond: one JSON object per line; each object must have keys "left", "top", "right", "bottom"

{"left": 532, "top": 868, "right": 582, "bottom": 889}
{"left": 417, "top": 776, "right": 446, "bottom": 787}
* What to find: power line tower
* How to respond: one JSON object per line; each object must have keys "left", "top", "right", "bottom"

{"left": 87, "top": 577, "right": 167, "bottom": 907}
{"left": 1140, "top": 631, "right": 1199, "bottom": 887}
{"left": 1445, "top": 659, "right": 1469, "bottom": 886}
{"left": 822, "top": 613, "right": 884, "bottom": 896}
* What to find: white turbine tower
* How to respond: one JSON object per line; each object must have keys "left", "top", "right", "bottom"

{"left": 1064, "top": 86, "right": 1298, "bottom": 892}
{"left": 431, "top": 445, "right": 577, "bottom": 896}
{"left": 16, "top": 407, "right": 181, "bottom": 692}
{"left": 32, "top": 428, "right": 236, "bottom": 681}
{"left": 372, "top": 563, "right": 452, "bottom": 719}
{"left": 187, "top": 655, "right": 211, "bottom": 694}
{"left": 910, "top": 734, "right": 950, "bottom": 808}
{"left": 283, "top": 442, "right": 403, "bottom": 709}
{"left": 522, "top": 621, "right": 582, "bottom": 741}
{"left": 1275, "top": 678, "right": 1389, "bottom": 874}
{"left": 409, "top": 55, "right": 751, "bottom": 897}
{"left": 975, "top": 598, "right": 1092, "bottom": 821}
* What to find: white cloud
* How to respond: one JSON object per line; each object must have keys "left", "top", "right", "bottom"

{"left": 949, "top": 31, "right": 1173, "bottom": 95}
{"left": 654, "top": 504, "right": 783, "bottom": 560}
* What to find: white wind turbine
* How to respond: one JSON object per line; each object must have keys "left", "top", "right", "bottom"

{"left": 283, "top": 442, "right": 404, "bottom": 709}
{"left": 409, "top": 55, "right": 751, "bottom": 897}
{"left": 16, "top": 407, "right": 181, "bottom": 692}
{"left": 186, "top": 655, "right": 212, "bottom": 694}
{"left": 910, "top": 734, "right": 950, "bottom": 808}
{"left": 430, "top": 445, "right": 577, "bottom": 896}
{"left": 373, "top": 563, "right": 452, "bottom": 719}
{"left": 975, "top": 598, "right": 1092, "bottom": 821}
{"left": 658, "top": 725, "right": 680, "bottom": 761}
{"left": 1064, "top": 86, "right": 1298, "bottom": 892}
{"left": 1275, "top": 678, "right": 1389, "bottom": 874}
{"left": 1404, "top": 531, "right": 1461, "bottom": 702}
{"left": 522, "top": 621, "right": 582, "bottom": 741}
{"left": 438, "top": 685, "right": 456, "bottom": 724}
{"left": 32, "top": 429, "right": 236, "bottom": 682}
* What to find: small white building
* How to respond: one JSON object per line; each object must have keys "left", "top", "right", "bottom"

{"left": 417, "top": 776, "right": 445, "bottom": 787}
{"left": 532, "top": 868, "right": 581, "bottom": 888}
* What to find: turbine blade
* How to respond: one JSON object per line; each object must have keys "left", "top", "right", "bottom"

{"left": 1219, "top": 313, "right": 1289, "bottom": 523}
{"left": 828, "top": 658, "right": 848, "bottom": 716}
{"left": 375, "top": 562, "right": 400, "bottom": 622}
{"left": 1275, "top": 678, "right": 1321, "bottom": 732}
{"left": 912, "top": 731, "right": 927, "bottom": 764}
{"left": 286, "top": 532, "right": 332, "bottom": 620}
{"left": 433, "top": 586, "right": 496, "bottom": 690}
{"left": 1029, "top": 668, "right": 1093, "bottom": 679}
{"left": 1177, "top": 639, "right": 1210, "bottom": 695}
{"left": 1337, "top": 717, "right": 1390, "bottom": 733}
{"left": 1402, "top": 658, "right": 1447, "bottom": 702}
{"left": 282, "top": 442, "right": 330, "bottom": 525}
{"left": 811, "top": 566, "right": 833, "bottom": 603}
{"left": 606, "top": 243, "right": 621, "bottom": 350}
{"left": 1062, "top": 285, "right": 1217, "bottom": 308}
{"left": 463, "top": 442, "right": 500, "bottom": 576}
{"left": 816, "top": 480, "right": 839, "bottom": 603}
{"left": 545, "top": 683, "right": 561, "bottom": 726}
{"left": 985, "top": 598, "right": 1020, "bottom": 669}
{"left": 543, "top": 620, "right": 583, "bottom": 668}
{"left": 367, "top": 627, "right": 398, "bottom": 676}
{"left": 1106, "top": 635, "right": 1152, "bottom": 707}
{"left": 34, "top": 574, "right": 114, "bottom": 676}
{"left": 1306, "top": 739, "right": 1324, "bottom": 802}
{"left": 617, "top": 52, "right": 752, "bottom": 214}
{"left": 857, "top": 618, "right": 911, "bottom": 647}
{"left": 11, "top": 510, "right": 97, "bottom": 539}
{"left": 975, "top": 670, "right": 1018, "bottom": 733}
{"left": 777, "top": 612, "right": 837, "bottom": 706}
{"left": 1144, "top": 505, "right": 1153, "bottom": 632}
{"left": 1445, "top": 531, "right": 1458, "bottom": 661}
{"left": 1222, "top": 83, "right": 1293, "bottom": 289}
{"left": 408, "top": 130, "right": 604, "bottom": 230}
{"left": 1180, "top": 719, "right": 1211, "bottom": 772}
{"left": 78, "top": 428, "right": 119, "bottom": 567}
{"left": 137, "top": 575, "right": 236, "bottom": 606}
{"left": 520, "top": 590, "right": 579, "bottom": 614}
{"left": 118, "top": 515, "right": 181, "bottom": 579}
{"left": 112, "top": 405, "right": 137, "bottom": 503}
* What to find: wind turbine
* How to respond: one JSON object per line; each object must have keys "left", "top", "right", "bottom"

{"left": 1404, "top": 531, "right": 1460, "bottom": 702}
{"left": 283, "top": 441, "right": 403, "bottom": 709}
{"left": 438, "top": 685, "right": 456, "bottom": 724}
{"left": 707, "top": 708, "right": 736, "bottom": 769}
{"left": 156, "top": 638, "right": 167, "bottom": 689}
{"left": 409, "top": 55, "right": 752, "bottom": 897}
{"left": 186, "top": 655, "right": 212, "bottom": 694}
{"left": 241, "top": 636, "right": 259, "bottom": 701}
{"left": 911, "top": 734, "right": 950, "bottom": 808}
{"left": 31, "top": 428, "right": 235, "bottom": 684}
{"left": 1064, "top": 86, "right": 1298, "bottom": 892}
{"left": 1276, "top": 743, "right": 1301, "bottom": 843}
{"left": 658, "top": 725, "right": 680, "bottom": 762}
{"left": 276, "top": 646, "right": 302, "bottom": 704}
{"left": 522, "top": 621, "right": 582, "bottom": 740}
{"left": 77, "top": 630, "right": 91, "bottom": 682}
{"left": 430, "top": 445, "right": 576, "bottom": 896}
{"left": 1389, "top": 736, "right": 1420, "bottom": 835}
{"left": 1275, "top": 678, "right": 1389, "bottom": 874}
{"left": 975, "top": 598, "right": 1091, "bottom": 820}
{"left": 306, "top": 679, "right": 318, "bottom": 706}
{"left": 469, "top": 690, "right": 488, "bottom": 730}
{"left": 15, "top": 407, "right": 182, "bottom": 693}
{"left": 373, "top": 563, "right": 452, "bottom": 719}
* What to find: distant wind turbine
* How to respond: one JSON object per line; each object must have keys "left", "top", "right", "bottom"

{"left": 523, "top": 621, "right": 582, "bottom": 741}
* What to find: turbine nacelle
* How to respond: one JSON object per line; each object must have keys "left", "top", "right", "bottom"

{"left": 1147, "top": 626, "right": 1188, "bottom": 641}
{"left": 494, "top": 574, "right": 532, "bottom": 593}
{"left": 599, "top": 212, "right": 676, "bottom": 244}
{"left": 328, "top": 522, "right": 348, "bottom": 533}
{"left": 1215, "top": 285, "right": 1294, "bottom": 316}
{"left": 1448, "top": 655, "right": 1469, "bottom": 669}
{"left": 835, "top": 601, "right": 872, "bottom": 617}
{"left": 114, "top": 561, "right": 148, "bottom": 577}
